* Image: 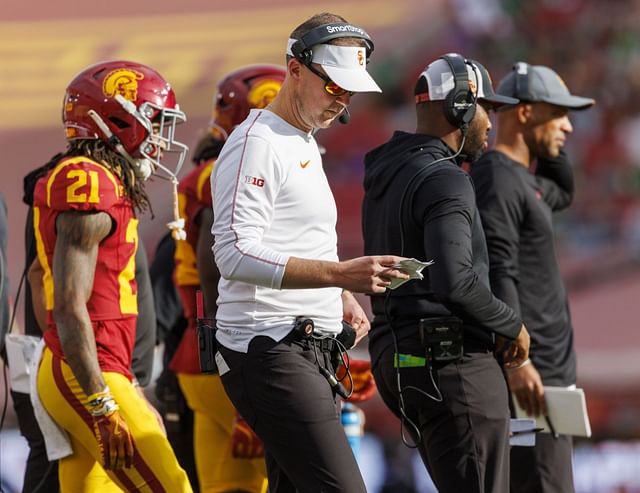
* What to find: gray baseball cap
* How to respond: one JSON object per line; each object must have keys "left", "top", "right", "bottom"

{"left": 497, "top": 62, "right": 595, "bottom": 110}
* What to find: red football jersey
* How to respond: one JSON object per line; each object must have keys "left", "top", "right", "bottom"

{"left": 33, "top": 156, "right": 138, "bottom": 377}
{"left": 174, "top": 160, "right": 214, "bottom": 290}
{"left": 171, "top": 160, "right": 214, "bottom": 373}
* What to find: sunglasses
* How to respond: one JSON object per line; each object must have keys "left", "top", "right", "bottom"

{"left": 306, "top": 64, "right": 355, "bottom": 97}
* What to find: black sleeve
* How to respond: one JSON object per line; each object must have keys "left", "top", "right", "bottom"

{"left": 472, "top": 163, "right": 524, "bottom": 316}
{"left": 415, "top": 168, "right": 521, "bottom": 339}
{"left": 131, "top": 241, "right": 156, "bottom": 387}
{"left": 535, "top": 149, "right": 574, "bottom": 211}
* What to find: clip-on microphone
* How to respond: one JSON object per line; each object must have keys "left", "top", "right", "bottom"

{"left": 338, "top": 107, "right": 350, "bottom": 124}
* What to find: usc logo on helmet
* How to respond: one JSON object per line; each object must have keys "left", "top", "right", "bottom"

{"left": 247, "top": 80, "right": 282, "bottom": 109}
{"left": 102, "top": 69, "right": 144, "bottom": 102}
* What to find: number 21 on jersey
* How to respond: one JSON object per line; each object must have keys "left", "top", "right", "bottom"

{"left": 66, "top": 169, "right": 100, "bottom": 203}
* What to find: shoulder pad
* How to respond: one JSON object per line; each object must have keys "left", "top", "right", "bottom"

{"left": 38, "top": 157, "right": 124, "bottom": 212}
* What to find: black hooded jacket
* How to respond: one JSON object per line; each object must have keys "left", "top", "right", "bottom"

{"left": 362, "top": 131, "right": 522, "bottom": 362}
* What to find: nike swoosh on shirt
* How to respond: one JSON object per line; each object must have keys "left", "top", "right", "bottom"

{"left": 299, "top": 160, "right": 311, "bottom": 169}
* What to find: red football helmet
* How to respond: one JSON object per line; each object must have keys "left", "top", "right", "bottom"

{"left": 63, "top": 60, "right": 188, "bottom": 181}
{"left": 211, "top": 64, "right": 286, "bottom": 139}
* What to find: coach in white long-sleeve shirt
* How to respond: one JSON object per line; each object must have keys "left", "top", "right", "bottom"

{"left": 212, "top": 109, "right": 344, "bottom": 352}
{"left": 208, "top": 12, "right": 407, "bottom": 493}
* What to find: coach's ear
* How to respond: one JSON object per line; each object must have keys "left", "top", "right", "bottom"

{"left": 288, "top": 56, "right": 303, "bottom": 81}
{"left": 517, "top": 103, "right": 533, "bottom": 125}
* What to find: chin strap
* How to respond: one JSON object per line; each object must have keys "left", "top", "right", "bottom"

{"left": 88, "top": 109, "right": 140, "bottom": 169}
{"left": 87, "top": 109, "right": 187, "bottom": 241}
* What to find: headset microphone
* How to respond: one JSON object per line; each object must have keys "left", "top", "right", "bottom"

{"left": 339, "top": 107, "right": 350, "bottom": 124}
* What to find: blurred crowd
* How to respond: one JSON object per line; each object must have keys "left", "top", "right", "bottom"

{"left": 318, "top": 0, "right": 640, "bottom": 288}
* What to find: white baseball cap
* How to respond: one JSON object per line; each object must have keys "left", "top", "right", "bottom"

{"left": 287, "top": 39, "right": 381, "bottom": 93}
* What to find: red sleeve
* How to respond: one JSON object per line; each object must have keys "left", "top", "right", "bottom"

{"left": 197, "top": 161, "right": 214, "bottom": 208}
{"left": 44, "top": 158, "right": 123, "bottom": 212}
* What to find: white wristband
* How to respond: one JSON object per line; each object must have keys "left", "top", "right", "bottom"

{"left": 504, "top": 358, "right": 532, "bottom": 372}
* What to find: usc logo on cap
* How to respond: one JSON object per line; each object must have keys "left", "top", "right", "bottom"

{"left": 103, "top": 69, "right": 144, "bottom": 102}
{"left": 357, "top": 49, "right": 365, "bottom": 66}
{"left": 248, "top": 79, "right": 282, "bottom": 109}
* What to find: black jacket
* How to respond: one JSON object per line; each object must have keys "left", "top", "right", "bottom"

{"left": 471, "top": 150, "right": 576, "bottom": 385}
{"left": 362, "top": 131, "right": 522, "bottom": 362}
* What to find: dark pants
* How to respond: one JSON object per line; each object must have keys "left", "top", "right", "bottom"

{"left": 218, "top": 335, "right": 366, "bottom": 493}
{"left": 10, "top": 390, "right": 59, "bottom": 493}
{"left": 511, "top": 433, "right": 574, "bottom": 493}
{"left": 372, "top": 336, "right": 510, "bottom": 493}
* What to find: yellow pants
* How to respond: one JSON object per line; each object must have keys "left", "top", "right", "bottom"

{"left": 177, "top": 373, "right": 267, "bottom": 493}
{"left": 37, "top": 347, "right": 192, "bottom": 493}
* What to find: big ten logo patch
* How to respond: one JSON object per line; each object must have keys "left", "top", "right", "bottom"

{"left": 245, "top": 175, "right": 265, "bottom": 187}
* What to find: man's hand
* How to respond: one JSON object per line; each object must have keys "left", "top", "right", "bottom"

{"left": 341, "top": 290, "right": 371, "bottom": 347}
{"left": 231, "top": 413, "right": 264, "bottom": 459}
{"left": 505, "top": 361, "right": 546, "bottom": 417}
{"left": 336, "top": 359, "right": 377, "bottom": 403}
{"left": 501, "top": 324, "right": 530, "bottom": 368}
{"left": 87, "top": 390, "right": 134, "bottom": 469}
{"left": 337, "top": 256, "right": 410, "bottom": 294}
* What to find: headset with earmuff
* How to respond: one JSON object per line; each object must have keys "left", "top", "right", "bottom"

{"left": 513, "top": 61, "right": 532, "bottom": 101}
{"left": 440, "top": 54, "right": 477, "bottom": 131}
{"left": 290, "top": 22, "right": 374, "bottom": 67}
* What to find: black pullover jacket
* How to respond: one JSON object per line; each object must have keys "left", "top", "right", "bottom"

{"left": 362, "top": 131, "right": 522, "bottom": 363}
{"left": 471, "top": 150, "right": 576, "bottom": 385}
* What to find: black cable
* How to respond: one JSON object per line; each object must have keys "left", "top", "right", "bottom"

{"left": 311, "top": 335, "right": 351, "bottom": 400}
{"left": 385, "top": 59, "right": 482, "bottom": 447}
{"left": 385, "top": 66, "right": 483, "bottom": 444}
{"left": 384, "top": 133, "right": 466, "bottom": 448}
{"left": 332, "top": 339, "right": 353, "bottom": 392}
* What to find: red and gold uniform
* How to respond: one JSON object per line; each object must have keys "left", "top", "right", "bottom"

{"left": 34, "top": 157, "right": 139, "bottom": 377}
{"left": 172, "top": 160, "right": 267, "bottom": 493}
{"left": 170, "top": 160, "right": 213, "bottom": 374}
{"left": 34, "top": 157, "right": 191, "bottom": 492}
